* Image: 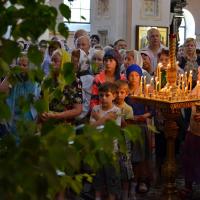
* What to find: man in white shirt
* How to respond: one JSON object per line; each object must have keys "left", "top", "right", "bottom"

{"left": 142, "top": 28, "right": 167, "bottom": 74}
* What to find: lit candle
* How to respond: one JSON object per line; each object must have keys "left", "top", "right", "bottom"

{"left": 185, "top": 86, "right": 188, "bottom": 94}
{"left": 146, "top": 84, "right": 150, "bottom": 97}
{"left": 178, "top": 74, "right": 181, "bottom": 91}
{"left": 158, "top": 65, "right": 162, "bottom": 91}
{"left": 140, "top": 76, "right": 143, "bottom": 95}
{"left": 181, "top": 74, "right": 184, "bottom": 91}
{"left": 197, "top": 80, "right": 200, "bottom": 97}
{"left": 182, "top": 81, "right": 185, "bottom": 93}
{"left": 156, "top": 81, "right": 159, "bottom": 93}
{"left": 184, "top": 71, "right": 188, "bottom": 87}
{"left": 150, "top": 77, "right": 154, "bottom": 87}
{"left": 155, "top": 77, "right": 158, "bottom": 94}
{"left": 143, "top": 76, "right": 146, "bottom": 94}
{"left": 189, "top": 70, "right": 193, "bottom": 91}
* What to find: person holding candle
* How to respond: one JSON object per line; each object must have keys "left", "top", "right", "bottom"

{"left": 125, "top": 64, "right": 153, "bottom": 194}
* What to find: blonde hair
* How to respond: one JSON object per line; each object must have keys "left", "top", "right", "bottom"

{"left": 125, "top": 50, "right": 134, "bottom": 58}
{"left": 184, "top": 38, "right": 197, "bottom": 58}
{"left": 184, "top": 38, "right": 196, "bottom": 47}
{"left": 115, "top": 80, "right": 129, "bottom": 92}
{"left": 125, "top": 50, "right": 143, "bottom": 67}
{"left": 91, "top": 50, "right": 104, "bottom": 60}
{"left": 147, "top": 28, "right": 160, "bottom": 40}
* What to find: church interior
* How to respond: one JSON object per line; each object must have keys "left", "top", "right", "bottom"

{"left": 1, "top": 0, "right": 200, "bottom": 200}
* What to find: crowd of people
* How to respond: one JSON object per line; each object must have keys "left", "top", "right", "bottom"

{"left": 1, "top": 27, "right": 200, "bottom": 200}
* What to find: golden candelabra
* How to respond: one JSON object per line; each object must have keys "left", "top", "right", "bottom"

{"left": 133, "top": 32, "right": 200, "bottom": 200}
{"left": 137, "top": 32, "right": 197, "bottom": 102}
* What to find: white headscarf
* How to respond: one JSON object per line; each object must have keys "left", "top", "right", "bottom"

{"left": 79, "top": 49, "right": 90, "bottom": 72}
{"left": 133, "top": 50, "right": 143, "bottom": 67}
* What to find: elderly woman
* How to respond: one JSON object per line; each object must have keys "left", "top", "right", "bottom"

{"left": 41, "top": 49, "right": 82, "bottom": 123}
{"left": 90, "top": 49, "right": 104, "bottom": 74}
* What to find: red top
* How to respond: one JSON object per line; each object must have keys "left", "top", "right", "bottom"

{"left": 90, "top": 71, "right": 126, "bottom": 109}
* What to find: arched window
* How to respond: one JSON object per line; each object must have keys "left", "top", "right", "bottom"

{"left": 64, "top": 0, "right": 90, "bottom": 32}
{"left": 178, "top": 8, "right": 195, "bottom": 45}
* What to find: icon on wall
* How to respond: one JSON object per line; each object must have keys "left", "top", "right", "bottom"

{"left": 140, "top": 0, "right": 161, "bottom": 20}
{"left": 135, "top": 25, "right": 168, "bottom": 50}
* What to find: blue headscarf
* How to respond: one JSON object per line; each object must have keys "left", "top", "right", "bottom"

{"left": 126, "top": 64, "right": 143, "bottom": 79}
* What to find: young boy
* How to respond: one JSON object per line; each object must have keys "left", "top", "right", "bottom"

{"left": 115, "top": 80, "right": 134, "bottom": 122}
{"left": 90, "top": 82, "right": 121, "bottom": 127}
{"left": 90, "top": 82, "right": 121, "bottom": 200}
{"left": 115, "top": 80, "right": 135, "bottom": 200}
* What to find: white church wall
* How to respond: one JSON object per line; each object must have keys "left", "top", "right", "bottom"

{"left": 90, "top": 0, "right": 127, "bottom": 46}
{"left": 90, "top": 0, "right": 171, "bottom": 48}
{"left": 131, "top": 0, "right": 171, "bottom": 49}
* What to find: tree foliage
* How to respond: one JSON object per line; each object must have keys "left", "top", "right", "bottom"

{"left": 0, "top": 1, "right": 143, "bottom": 199}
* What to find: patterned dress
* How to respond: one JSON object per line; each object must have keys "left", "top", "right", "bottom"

{"left": 42, "top": 76, "right": 83, "bottom": 124}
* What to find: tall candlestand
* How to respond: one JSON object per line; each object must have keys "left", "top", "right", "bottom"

{"left": 132, "top": 97, "right": 199, "bottom": 200}
{"left": 161, "top": 108, "right": 180, "bottom": 200}
{"left": 132, "top": 23, "right": 200, "bottom": 199}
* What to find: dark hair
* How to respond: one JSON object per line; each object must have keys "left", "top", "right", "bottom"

{"left": 99, "top": 82, "right": 117, "bottom": 94}
{"left": 48, "top": 41, "right": 62, "bottom": 56}
{"left": 51, "top": 36, "right": 59, "bottom": 41}
{"left": 90, "top": 34, "right": 100, "bottom": 43}
{"left": 114, "top": 39, "right": 126, "bottom": 47}
{"left": 71, "top": 49, "right": 80, "bottom": 59}
{"left": 39, "top": 40, "right": 48, "bottom": 48}
{"left": 158, "top": 48, "right": 169, "bottom": 58}
{"left": 103, "top": 49, "right": 121, "bottom": 80}
{"left": 196, "top": 49, "right": 200, "bottom": 54}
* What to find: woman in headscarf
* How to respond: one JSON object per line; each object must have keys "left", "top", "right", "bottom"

{"left": 125, "top": 64, "right": 153, "bottom": 194}
{"left": 121, "top": 50, "right": 152, "bottom": 84}
{"left": 40, "top": 49, "right": 82, "bottom": 123}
